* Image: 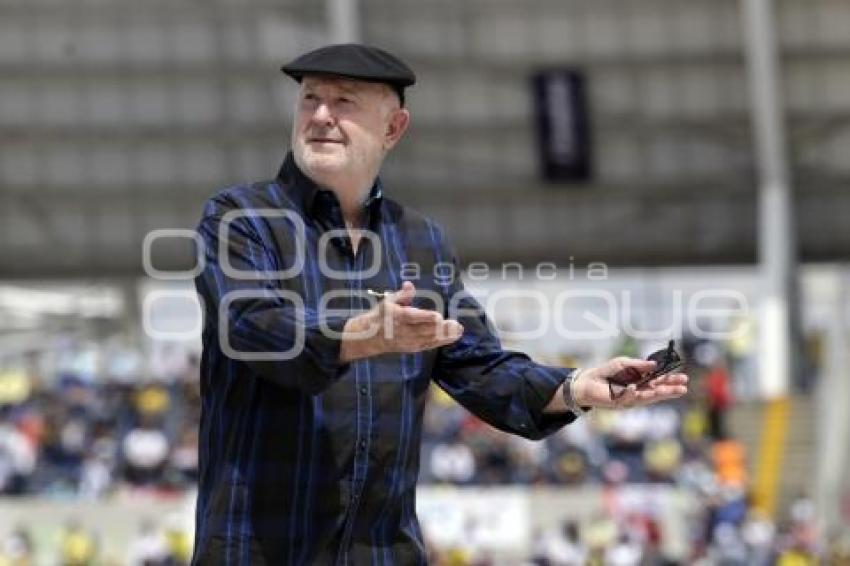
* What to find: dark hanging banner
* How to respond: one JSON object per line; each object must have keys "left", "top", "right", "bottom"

{"left": 531, "top": 69, "right": 592, "bottom": 182}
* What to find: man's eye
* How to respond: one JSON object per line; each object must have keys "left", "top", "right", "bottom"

{"left": 338, "top": 97, "right": 354, "bottom": 105}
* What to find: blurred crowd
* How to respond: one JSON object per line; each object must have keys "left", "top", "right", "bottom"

{"left": 0, "top": 517, "right": 192, "bottom": 566}
{"left": 420, "top": 335, "right": 743, "bottom": 488}
{"left": 525, "top": 501, "right": 850, "bottom": 566}
{"left": 0, "top": 331, "right": 845, "bottom": 565}
{"left": 424, "top": 492, "right": 850, "bottom": 565}
{"left": 0, "top": 352, "right": 200, "bottom": 499}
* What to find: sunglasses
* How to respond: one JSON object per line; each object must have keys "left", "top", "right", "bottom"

{"left": 608, "top": 340, "right": 685, "bottom": 400}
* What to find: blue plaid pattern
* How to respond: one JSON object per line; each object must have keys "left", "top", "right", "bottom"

{"left": 191, "top": 153, "right": 576, "bottom": 565}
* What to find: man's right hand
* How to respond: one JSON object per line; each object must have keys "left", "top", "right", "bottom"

{"left": 339, "top": 281, "right": 464, "bottom": 363}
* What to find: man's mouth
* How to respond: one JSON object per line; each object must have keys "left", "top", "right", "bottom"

{"left": 307, "top": 137, "right": 343, "bottom": 144}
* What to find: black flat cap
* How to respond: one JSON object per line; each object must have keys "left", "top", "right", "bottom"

{"left": 281, "top": 44, "right": 416, "bottom": 105}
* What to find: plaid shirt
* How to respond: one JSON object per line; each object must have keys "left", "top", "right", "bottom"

{"left": 192, "top": 152, "right": 577, "bottom": 565}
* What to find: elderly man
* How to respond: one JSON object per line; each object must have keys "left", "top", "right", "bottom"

{"left": 192, "top": 44, "right": 688, "bottom": 565}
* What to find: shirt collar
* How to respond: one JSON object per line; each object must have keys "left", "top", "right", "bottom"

{"left": 276, "top": 151, "right": 384, "bottom": 220}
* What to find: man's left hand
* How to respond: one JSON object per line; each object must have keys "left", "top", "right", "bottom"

{"left": 572, "top": 357, "right": 689, "bottom": 410}
{"left": 545, "top": 357, "right": 688, "bottom": 413}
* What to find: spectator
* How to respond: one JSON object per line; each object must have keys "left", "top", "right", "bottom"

{"left": 825, "top": 529, "right": 850, "bottom": 565}
{"left": 711, "top": 440, "right": 747, "bottom": 489}
{"left": 708, "top": 522, "right": 749, "bottom": 565}
{"left": 429, "top": 441, "right": 476, "bottom": 484}
{"left": 161, "top": 513, "right": 193, "bottom": 565}
{"left": 58, "top": 520, "right": 97, "bottom": 566}
{"left": 741, "top": 508, "right": 776, "bottom": 566}
{"left": 167, "top": 427, "right": 199, "bottom": 487}
{"left": 126, "top": 520, "right": 167, "bottom": 566}
{"left": 605, "top": 531, "right": 642, "bottom": 566}
{"left": 536, "top": 520, "right": 588, "bottom": 566}
{"left": 79, "top": 431, "right": 116, "bottom": 496}
{"left": 0, "top": 422, "right": 36, "bottom": 495}
{"left": 0, "top": 525, "right": 34, "bottom": 566}
{"left": 121, "top": 423, "right": 170, "bottom": 486}
{"left": 704, "top": 362, "right": 733, "bottom": 441}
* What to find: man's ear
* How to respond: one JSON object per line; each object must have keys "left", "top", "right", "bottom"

{"left": 384, "top": 108, "right": 410, "bottom": 150}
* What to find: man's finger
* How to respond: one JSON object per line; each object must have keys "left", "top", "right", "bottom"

{"left": 392, "top": 320, "right": 464, "bottom": 353}
{"left": 648, "top": 373, "right": 689, "bottom": 386}
{"left": 398, "top": 307, "right": 442, "bottom": 326}
{"left": 386, "top": 280, "right": 416, "bottom": 307}
{"left": 438, "top": 320, "right": 464, "bottom": 340}
{"left": 424, "top": 321, "right": 464, "bottom": 347}
{"left": 414, "top": 319, "right": 462, "bottom": 338}
{"left": 636, "top": 385, "right": 688, "bottom": 401}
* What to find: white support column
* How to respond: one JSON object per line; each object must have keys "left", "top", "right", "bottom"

{"left": 741, "top": 0, "right": 797, "bottom": 398}
{"left": 815, "top": 267, "right": 850, "bottom": 531}
{"left": 327, "top": 0, "right": 360, "bottom": 43}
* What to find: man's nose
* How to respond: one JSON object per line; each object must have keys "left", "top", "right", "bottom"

{"left": 311, "top": 103, "right": 335, "bottom": 126}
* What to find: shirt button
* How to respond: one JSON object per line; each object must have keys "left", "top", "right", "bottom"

{"left": 359, "top": 386, "right": 367, "bottom": 395}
